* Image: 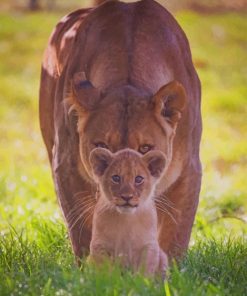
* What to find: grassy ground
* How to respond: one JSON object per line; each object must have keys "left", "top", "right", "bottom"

{"left": 0, "top": 7, "right": 246, "bottom": 296}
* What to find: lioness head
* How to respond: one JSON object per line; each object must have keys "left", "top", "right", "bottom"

{"left": 89, "top": 148, "right": 166, "bottom": 214}
{"left": 69, "top": 72, "right": 186, "bottom": 182}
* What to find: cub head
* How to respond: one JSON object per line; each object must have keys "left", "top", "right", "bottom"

{"left": 89, "top": 148, "right": 167, "bottom": 214}
{"left": 69, "top": 72, "right": 186, "bottom": 182}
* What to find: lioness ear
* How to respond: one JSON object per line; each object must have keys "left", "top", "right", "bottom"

{"left": 142, "top": 151, "right": 166, "bottom": 179}
{"left": 72, "top": 72, "right": 101, "bottom": 111}
{"left": 153, "top": 81, "right": 186, "bottom": 127}
{"left": 89, "top": 148, "right": 113, "bottom": 177}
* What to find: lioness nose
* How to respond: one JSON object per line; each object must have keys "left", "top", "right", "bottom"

{"left": 121, "top": 194, "right": 133, "bottom": 202}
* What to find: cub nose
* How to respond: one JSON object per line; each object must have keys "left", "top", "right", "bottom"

{"left": 121, "top": 194, "right": 133, "bottom": 202}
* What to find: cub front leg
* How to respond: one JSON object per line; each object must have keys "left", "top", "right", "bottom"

{"left": 159, "top": 248, "right": 168, "bottom": 279}
{"left": 140, "top": 244, "right": 164, "bottom": 276}
{"left": 89, "top": 242, "right": 110, "bottom": 265}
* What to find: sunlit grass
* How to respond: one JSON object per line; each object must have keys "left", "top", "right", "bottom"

{"left": 1, "top": 220, "right": 247, "bottom": 296}
{"left": 0, "top": 8, "right": 247, "bottom": 295}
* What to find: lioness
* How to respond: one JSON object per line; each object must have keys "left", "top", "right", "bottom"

{"left": 89, "top": 148, "right": 168, "bottom": 275}
{"left": 40, "top": 0, "right": 202, "bottom": 259}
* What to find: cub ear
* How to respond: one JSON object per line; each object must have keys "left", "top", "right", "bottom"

{"left": 89, "top": 148, "right": 113, "bottom": 177}
{"left": 153, "top": 81, "right": 186, "bottom": 127}
{"left": 142, "top": 151, "right": 167, "bottom": 179}
{"left": 72, "top": 72, "right": 101, "bottom": 111}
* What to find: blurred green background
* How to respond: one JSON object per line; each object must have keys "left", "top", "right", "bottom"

{"left": 0, "top": 0, "right": 247, "bottom": 294}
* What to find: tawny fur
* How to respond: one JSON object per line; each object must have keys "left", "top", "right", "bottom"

{"left": 39, "top": 0, "right": 202, "bottom": 259}
{"left": 89, "top": 148, "right": 168, "bottom": 276}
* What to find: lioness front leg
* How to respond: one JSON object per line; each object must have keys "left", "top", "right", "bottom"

{"left": 158, "top": 167, "right": 201, "bottom": 258}
{"left": 54, "top": 162, "right": 93, "bottom": 259}
{"left": 52, "top": 75, "right": 94, "bottom": 259}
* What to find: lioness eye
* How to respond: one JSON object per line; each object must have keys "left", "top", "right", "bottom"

{"left": 139, "top": 144, "right": 153, "bottom": 154}
{"left": 112, "top": 175, "right": 121, "bottom": 184}
{"left": 135, "top": 176, "right": 144, "bottom": 184}
{"left": 95, "top": 142, "right": 108, "bottom": 149}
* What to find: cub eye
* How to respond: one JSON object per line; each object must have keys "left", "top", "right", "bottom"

{"left": 95, "top": 142, "right": 108, "bottom": 149}
{"left": 112, "top": 175, "right": 121, "bottom": 184}
{"left": 139, "top": 144, "right": 153, "bottom": 154}
{"left": 135, "top": 176, "right": 144, "bottom": 184}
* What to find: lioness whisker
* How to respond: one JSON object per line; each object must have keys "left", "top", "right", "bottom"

{"left": 155, "top": 194, "right": 178, "bottom": 209}
{"left": 155, "top": 198, "right": 179, "bottom": 213}
{"left": 69, "top": 204, "right": 95, "bottom": 231}
{"left": 69, "top": 211, "right": 85, "bottom": 231}
{"left": 155, "top": 205, "right": 177, "bottom": 224}
{"left": 68, "top": 205, "right": 90, "bottom": 228}
{"left": 78, "top": 206, "right": 95, "bottom": 243}
{"left": 67, "top": 199, "right": 92, "bottom": 214}
{"left": 67, "top": 199, "right": 95, "bottom": 222}
{"left": 73, "top": 191, "right": 92, "bottom": 198}
{"left": 72, "top": 193, "right": 94, "bottom": 200}
{"left": 156, "top": 206, "right": 177, "bottom": 224}
{"left": 67, "top": 199, "right": 95, "bottom": 223}
{"left": 157, "top": 193, "right": 175, "bottom": 205}
{"left": 67, "top": 198, "right": 94, "bottom": 217}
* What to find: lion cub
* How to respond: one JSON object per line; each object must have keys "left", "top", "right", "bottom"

{"left": 89, "top": 148, "right": 168, "bottom": 276}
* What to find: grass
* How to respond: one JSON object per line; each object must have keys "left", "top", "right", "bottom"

{"left": 0, "top": 6, "right": 247, "bottom": 296}
{"left": 1, "top": 220, "right": 247, "bottom": 296}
